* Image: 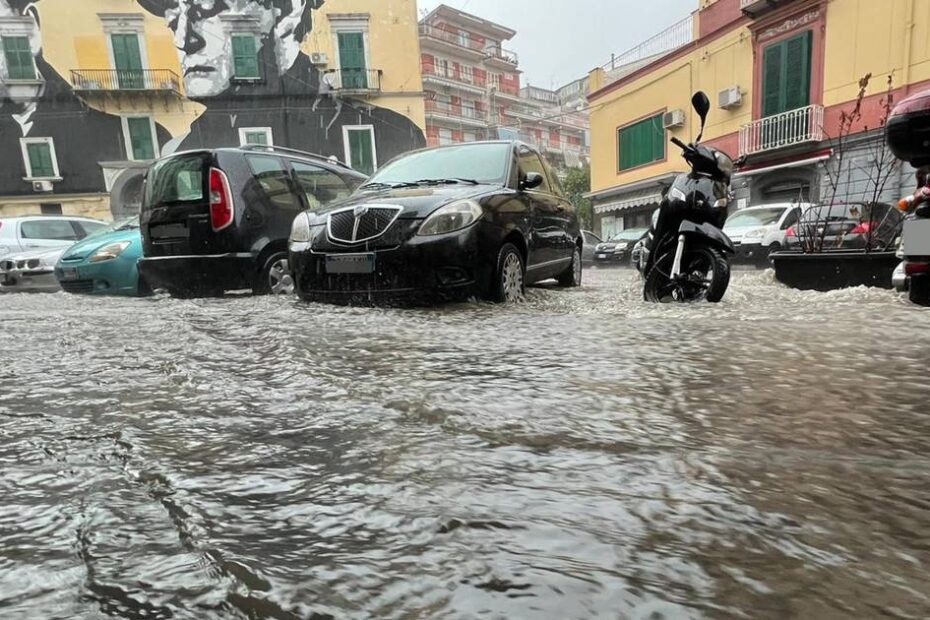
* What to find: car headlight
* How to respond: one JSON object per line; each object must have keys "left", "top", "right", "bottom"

{"left": 89, "top": 240, "right": 131, "bottom": 263}
{"left": 614, "top": 242, "right": 628, "bottom": 251}
{"left": 290, "top": 212, "right": 312, "bottom": 243}
{"left": 418, "top": 200, "right": 482, "bottom": 236}
{"left": 744, "top": 228, "right": 766, "bottom": 239}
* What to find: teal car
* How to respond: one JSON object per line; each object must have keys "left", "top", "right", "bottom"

{"left": 55, "top": 217, "right": 148, "bottom": 296}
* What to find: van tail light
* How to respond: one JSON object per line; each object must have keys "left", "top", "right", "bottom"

{"left": 209, "top": 167, "right": 234, "bottom": 232}
{"left": 786, "top": 226, "right": 796, "bottom": 237}
{"left": 905, "top": 262, "right": 930, "bottom": 276}
{"left": 899, "top": 196, "right": 915, "bottom": 212}
{"left": 851, "top": 221, "right": 876, "bottom": 235}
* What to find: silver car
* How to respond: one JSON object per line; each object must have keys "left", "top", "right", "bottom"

{"left": 0, "top": 246, "right": 68, "bottom": 292}
{"left": 0, "top": 216, "right": 107, "bottom": 258}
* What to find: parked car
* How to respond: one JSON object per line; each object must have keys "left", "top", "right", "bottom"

{"left": 0, "top": 215, "right": 107, "bottom": 258}
{"left": 55, "top": 217, "right": 148, "bottom": 296}
{"left": 138, "top": 146, "right": 367, "bottom": 297}
{"left": 786, "top": 202, "right": 902, "bottom": 252}
{"left": 593, "top": 228, "right": 647, "bottom": 266}
{"left": 581, "top": 230, "right": 602, "bottom": 263}
{"left": 1, "top": 246, "right": 69, "bottom": 292}
{"left": 723, "top": 203, "right": 808, "bottom": 265}
{"left": 289, "top": 140, "right": 583, "bottom": 304}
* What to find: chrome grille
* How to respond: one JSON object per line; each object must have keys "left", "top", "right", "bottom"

{"left": 327, "top": 206, "right": 402, "bottom": 244}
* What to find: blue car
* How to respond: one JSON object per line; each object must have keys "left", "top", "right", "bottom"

{"left": 55, "top": 217, "right": 148, "bottom": 296}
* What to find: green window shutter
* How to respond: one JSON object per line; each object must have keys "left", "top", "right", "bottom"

{"left": 27, "top": 143, "right": 55, "bottom": 178}
{"left": 762, "top": 42, "right": 783, "bottom": 117}
{"left": 783, "top": 31, "right": 812, "bottom": 111}
{"left": 112, "top": 34, "right": 144, "bottom": 88}
{"left": 619, "top": 114, "right": 664, "bottom": 171}
{"left": 232, "top": 35, "right": 260, "bottom": 79}
{"left": 127, "top": 117, "right": 155, "bottom": 160}
{"left": 347, "top": 129, "right": 374, "bottom": 175}
{"left": 3, "top": 36, "right": 36, "bottom": 80}
{"left": 337, "top": 32, "right": 367, "bottom": 89}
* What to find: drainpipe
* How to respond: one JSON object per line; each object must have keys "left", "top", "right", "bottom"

{"left": 903, "top": 0, "right": 915, "bottom": 92}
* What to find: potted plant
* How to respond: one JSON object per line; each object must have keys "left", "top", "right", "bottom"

{"left": 772, "top": 74, "right": 904, "bottom": 291}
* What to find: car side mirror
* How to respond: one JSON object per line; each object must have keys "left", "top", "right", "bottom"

{"left": 692, "top": 91, "right": 711, "bottom": 142}
{"left": 521, "top": 172, "right": 544, "bottom": 191}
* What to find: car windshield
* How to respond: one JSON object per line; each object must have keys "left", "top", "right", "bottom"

{"left": 724, "top": 208, "right": 786, "bottom": 229}
{"left": 94, "top": 216, "right": 140, "bottom": 237}
{"left": 363, "top": 143, "right": 511, "bottom": 187}
{"left": 610, "top": 229, "right": 646, "bottom": 242}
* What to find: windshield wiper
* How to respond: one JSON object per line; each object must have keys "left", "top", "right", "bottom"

{"left": 414, "top": 178, "right": 480, "bottom": 185}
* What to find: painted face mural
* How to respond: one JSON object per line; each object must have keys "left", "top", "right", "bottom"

{"left": 0, "top": 0, "right": 43, "bottom": 103}
{"left": 137, "top": 0, "right": 319, "bottom": 98}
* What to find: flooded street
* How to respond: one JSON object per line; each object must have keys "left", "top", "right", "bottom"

{"left": 2, "top": 267, "right": 930, "bottom": 619}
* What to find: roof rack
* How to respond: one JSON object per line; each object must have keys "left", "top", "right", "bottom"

{"left": 237, "top": 144, "right": 353, "bottom": 169}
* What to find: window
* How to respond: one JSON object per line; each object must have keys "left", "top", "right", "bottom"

{"left": 76, "top": 221, "right": 108, "bottom": 237}
{"left": 245, "top": 155, "right": 300, "bottom": 210}
{"left": 337, "top": 31, "right": 367, "bottom": 88}
{"left": 460, "top": 65, "right": 474, "bottom": 84}
{"left": 145, "top": 154, "right": 205, "bottom": 205}
{"left": 458, "top": 30, "right": 470, "bottom": 48}
{"left": 517, "top": 148, "right": 551, "bottom": 194}
{"left": 20, "top": 138, "right": 59, "bottom": 179}
{"left": 123, "top": 116, "right": 157, "bottom": 161}
{"left": 436, "top": 58, "right": 450, "bottom": 78}
{"left": 463, "top": 131, "right": 477, "bottom": 143}
{"left": 111, "top": 33, "right": 145, "bottom": 89}
{"left": 343, "top": 125, "right": 377, "bottom": 176}
{"left": 20, "top": 219, "right": 80, "bottom": 241}
{"left": 40, "top": 203, "right": 62, "bottom": 215}
{"left": 231, "top": 33, "right": 260, "bottom": 79}
{"left": 762, "top": 31, "right": 813, "bottom": 117}
{"left": 239, "top": 127, "right": 273, "bottom": 146}
{"left": 618, "top": 113, "right": 664, "bottom": 171}
{"left": 291, "top": 161, "right": 354, "bottom": 210}
{"left": 490, "top": 73, "right": 501, "bottom": 90}
{"left": 438, "top": 128, "right": 453, "bottom": 145}
{"left": 2, "top": 36, "right": 36, "bottom": 80}
{"left": 781, "top": 208, "right": 801, "bottom": 230}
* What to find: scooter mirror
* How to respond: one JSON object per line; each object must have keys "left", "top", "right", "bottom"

{"left": 692, "top": 91, "right": 711, "bottom": 142}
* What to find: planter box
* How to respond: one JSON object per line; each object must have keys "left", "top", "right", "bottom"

{"left": 771, "top": 250, "right": 899, "bottom": 291}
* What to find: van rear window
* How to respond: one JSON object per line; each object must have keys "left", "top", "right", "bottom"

{"left": 144, "top": 155, "right": 205, "bottom": 206}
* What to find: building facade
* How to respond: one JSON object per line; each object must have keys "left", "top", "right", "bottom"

{"left": 0, "top": 0, "right": 426, "bottom": 220}
{"left": 418, "top": 4, "right": 589, "bottom": 174}
{"left": 587, "top": 0, "right": 929, "bottom": 239}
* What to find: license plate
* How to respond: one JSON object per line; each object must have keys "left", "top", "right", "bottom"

{"left": 151, "top": 223, "right": 188, "bottom": 239}
{"left": 903, "top": 220, "right": 930, "bottom": 255}
{"left": 597, "top": 254, "right": 609, "bottom": 259}
{"left": 325, "top": 253, "right": 375, "bottom": 274}
{"left": 58, "top": 267, "right": 79, "bottom": 280}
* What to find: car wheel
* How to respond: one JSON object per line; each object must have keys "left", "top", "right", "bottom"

{"left": 255, "top": 251, "right": 294, "bottom": 296}
{"left": 557, "top": 247, "right": 582, "bottom": 287}
{"left": 490, "top": 243, "right": 525, "bottom": 303}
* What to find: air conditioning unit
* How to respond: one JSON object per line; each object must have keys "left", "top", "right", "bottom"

{"left": 719, "top": 86, "right": 742, "bottom": 109}
{"left": 663, "top": 109, "right": 686, "bottom": 129}
{"left": 32, "top": 180, "right": 53, "bottom": 192}
{"left": 309, "top": 52, "right": 329, "bottom": 65}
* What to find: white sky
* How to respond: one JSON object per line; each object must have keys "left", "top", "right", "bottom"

{"left": 417, "top": 0, "right": 697, "bottom": 88}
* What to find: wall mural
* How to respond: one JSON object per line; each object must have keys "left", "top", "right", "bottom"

{"left": 0, "top": 0, "right": 426, "bottom": 214}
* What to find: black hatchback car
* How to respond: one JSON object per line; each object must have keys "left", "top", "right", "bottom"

{"left": 289, "top": 141, "right": 582, "bottom": 303}
{"left": 138, "top": 146, "right": 366, "bottom": 297}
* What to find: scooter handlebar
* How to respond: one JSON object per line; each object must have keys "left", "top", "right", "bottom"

{"left": 670, "top": 137, "right": 690, "bottom": 152}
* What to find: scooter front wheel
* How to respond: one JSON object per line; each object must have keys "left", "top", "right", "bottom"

{"left": 643, "top": 244, "right": 730, "bottom": 303}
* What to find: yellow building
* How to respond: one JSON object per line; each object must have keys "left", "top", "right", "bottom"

{"left": 587, "top": 0, "right": 930, "bottom": 238}
{"left": 0, "top": 0, "right": 425, "bottom": 220}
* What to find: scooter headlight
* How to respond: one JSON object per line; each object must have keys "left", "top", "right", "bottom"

{"left": 669, "top": 187, "right": 687, "bottom": 202}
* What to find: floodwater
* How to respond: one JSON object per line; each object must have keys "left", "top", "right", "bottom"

{"left": 2, "top": 267, "right": 930, "bottom": 619}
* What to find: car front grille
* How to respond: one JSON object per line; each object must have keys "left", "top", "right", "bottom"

{"left": 328, "top": 207, "right": 402, "bottom": 244}
{"left": 60, "top": 279, "right": 94, "bottom": 294}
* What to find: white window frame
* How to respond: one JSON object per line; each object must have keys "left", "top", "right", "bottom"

{"left": 0, "top": 23, "right": 40, "bottom": 83}
{"left": 460, "top": 65, "right": 474, "bottom": 84}
{"left": 342, "top": 124, "right": 378, "bottom": 172}
{"left": 458, "top": 30, "right": 470, "bottom": 48}
{"left": 238, "top": 127, "right": 274, "bottom": 146}
{"left": 329, "top": 14, "right": 371, "bottom": 78}
{"left": 436, "top": 57, "right": 450, "bottom": 78}
{"left": 100, "top": 14, "right": 149, "bottom": 75}
{"left": 120, "top": 115, "right": 159, "bottom": 161}
{"left": 438, "top": 128, "right": 453, "bottom": 145}
{"left": 19, "top": 137, "right": 61, "bottom": 181}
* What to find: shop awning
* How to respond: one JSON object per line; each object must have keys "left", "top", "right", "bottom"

{"left": 594, "top": 188, "right": 662, "bottom": 214}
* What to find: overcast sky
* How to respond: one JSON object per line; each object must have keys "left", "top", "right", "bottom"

{"left": 417, "top": 0, "right": 696, "bottom": 88}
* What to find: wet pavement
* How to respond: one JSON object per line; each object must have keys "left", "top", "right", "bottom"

{"left": 2, "top": 267, "right": 930, "bottom": 619}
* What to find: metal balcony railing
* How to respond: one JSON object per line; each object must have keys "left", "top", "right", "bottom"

{"left": 485, "top": 45, "right": 519, "bottom": 65}
{"left": 322, "top": 68, "right": 382, "bottom": 92}
{"left": 70, "top": 69, "right": 181, "bottom": 94}
{"left": 425, "top": 99, "right": 488, "bottom": 122}
{"left": 600, "top": 15, "right": 693, "bottom": 87}
{"left": 419, "top": 24, "right": 486, "bottom": 53}
{"left": 738, "top": 104, "right": 824, "bottom": 157}
{"left": 422, "top": 65, "right": 486, "bottom": 88}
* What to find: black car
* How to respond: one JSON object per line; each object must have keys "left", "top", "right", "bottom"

{"left": 593, "top": 228, "right": 648, "bottom": 266}
{"left": 289, "top": 141, "right": 582, "bottom": 304}
{"left": 138, "top": 146, "right": 366, "bottom": 297}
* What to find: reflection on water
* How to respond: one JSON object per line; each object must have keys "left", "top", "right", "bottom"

{"left": 2, "top": 268, "right": 930, "bottom": 619}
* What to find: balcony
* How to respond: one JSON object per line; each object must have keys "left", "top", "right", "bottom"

{"left": 322, "top": 69, "right": 382, "bottom": 94}
{"left": 425, "top": 100, "right": 488, "bottom": 127}
{"left": 600, "top": 15, "right": 693, "bottom": 89}
{"left": 70, "top": 69, "right": 181, "bottom": 96}
{"left": 421, "top": 66, "right": 487, "bottom": 95}
{"left": 419, "top": 24, "right": 487, "bottom": 57}
{"left": 484, "top": 45, "right": 519, "bottom": 66}
{"left": 738, "top": 104, "right": 824, "bottom": 157}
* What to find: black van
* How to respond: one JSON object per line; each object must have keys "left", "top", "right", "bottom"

{"left": 138, "top": 146, "right": 367, "bottom": 297}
